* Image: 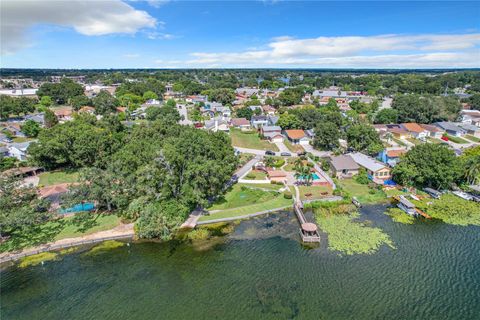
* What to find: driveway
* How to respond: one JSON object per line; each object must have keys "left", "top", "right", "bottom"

{"left": 177, "top": 104, "right": 192, "bottom": 125}
{"left": 274, "top": 141, "right": 290, "bottom": 154}
{"left": 235, "top": 155, "right": 262, "bottom": 179}
{"left": 234, "top": 146, "right": 297, "bottom": 157}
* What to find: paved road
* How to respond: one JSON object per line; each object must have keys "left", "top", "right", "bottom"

{"left": 234, "top": 146, "right": 298, "bottom": 157}
{"left": 235, "top": 155, "right": 262, "bottom": 179}
{"left": 177, "top": 104, "right": 192, "bottom": 125}
{"left": 302, "top": 143, "right": 331, "bottom": 158}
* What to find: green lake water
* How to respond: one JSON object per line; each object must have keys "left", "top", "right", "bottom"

{"left": 1, "top": 205, "right": 480, "bottom": 319}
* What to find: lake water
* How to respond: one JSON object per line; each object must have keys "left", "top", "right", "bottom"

{"left": 2, "top": 205, "right": 480, "bottom": 320}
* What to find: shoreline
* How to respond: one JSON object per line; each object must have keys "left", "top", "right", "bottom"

{"left": 0, "top": 223, "right": 135, "bottom": 264}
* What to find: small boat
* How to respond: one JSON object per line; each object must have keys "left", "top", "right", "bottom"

{"left": 410, "top": 194, "right": 420, "bottom": 201}
{"left": 352, "top": 197, "right": 362, "bottom": 208}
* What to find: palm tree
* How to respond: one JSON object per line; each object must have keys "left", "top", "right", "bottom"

{"left": 463, "top": 157, "right": 480, "bottom": 185}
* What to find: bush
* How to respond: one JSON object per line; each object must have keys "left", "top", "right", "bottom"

{"left": 283, "top": 191, "right": 293, "bottom": 199}
{"left": 246, "top": 173, "right": 256, "bottom": 179}
{"left": 355, "top": 168, "right": 370, "bottom": 184}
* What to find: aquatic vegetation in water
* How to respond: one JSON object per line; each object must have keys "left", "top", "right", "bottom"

{"left": 59, "top": 246, "right": 82, "bottom": 255}
{"left": 19, "top": 252, "right": 58, "bottom": 268}
{"left": 385, "top": 208, "right": 416, "bottom": 224}
{"left": 415, "top": 194, "right": 480, "bottom": 226}
{"left": 255, "top": 280, "right": 301, "bottom": 318}
{"left": 314, "top": 202, "right": 395, "bottom": 255}
{"left": 86, "top": 240, "right": 125, "bottom": 255}
{"left": 187, "top": 228, "right": 211, "bottom": 240}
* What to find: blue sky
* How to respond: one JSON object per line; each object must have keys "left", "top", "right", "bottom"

{"left": 1, "top": 1, "right": 479, "bottom": 68}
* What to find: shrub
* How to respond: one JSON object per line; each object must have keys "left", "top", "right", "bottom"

{"left": 283, "top": 191, "right": 293, "bottom": 199}
{"left": 246, "top": 173, "right": 256, "bottom": 179}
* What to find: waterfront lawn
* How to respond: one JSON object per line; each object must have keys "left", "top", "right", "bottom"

{"left": 444, "top": 134, "right": 469, "bottom": 144}
{"left": 465, "top": 135, "right": 480, "bottom": 143}
{"left": 298, "top": 185, "right": 332, "bottom": 200}
{"left": 284, "top": 140, "right": 304, "bottom": 153}
{"left": 209, "top": 184, "right": 278, "bottom": 211}
{"left": 39, "top": 170, "right": 79, "bottom": 186}
{"left": 200, "top": 196, "right": 292, "bottom": 221}
{"left": 230, "top": 128, "right": 279, "bottom": 151}
{"left": 337, "top": 179, "right": 387, "bottom": 204}
{"left": 242, "top": 183, "right": 285, "bottom": 192}
{"left": 0, "top": 214, "right": 121, "bottom": 252}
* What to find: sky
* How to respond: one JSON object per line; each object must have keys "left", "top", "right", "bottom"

{"left": 1, "top": 0, "right": 480, "bottom": 69}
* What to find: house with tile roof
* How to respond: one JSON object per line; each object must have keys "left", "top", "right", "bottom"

{"left": 401, "top": 123, "right": 428, "bottom": 139}
{"left": 284, "top": 129, "right": 309, "bottom": 145}
{"left": 349, "top": 152, "right": 392, "bottom": 184}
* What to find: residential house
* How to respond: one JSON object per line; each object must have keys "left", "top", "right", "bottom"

{"left": 251, "top": 115, "right": 269, "bottom": 128}
{"left": 461, "top": 110, "right": 480, "bottom": 127}
{"left": 235, "top": 87, "right": 258, "bottom": 97}
{"left": 0, "top": 146, "right": 9, "bottom": 157}
{"left": 8, "top": 141, "right": 33, "bottom": 161}
{"left": 267, "top": 115, "right": 279, "bottom": 126}
{"left": 0, "top": 133, "right": 12, "bottom": 143}
{"left": 54, "top": 108, "right": 73, "bottom": 122}
{"left": 262, "top": 105, "right": 276, "bottom": 115}
{"left": 204, "top": 118, "right": 229, "bottom": 133}
{"left": 378, "top": 148, "right": 407, "bottom": 167}
{"left": 329, "top": 155, "right": 360, "bottom": 179}
{"left": 419, "top": 124, "right": 444, "bottom": 139}
{"left": 142, "top": 99, "right": 162, "bottom": 107}
{"left": 185, "top": 95, "right": 207, "bottom": 104}
{"left": 78, "top": 106, "right": 96, "bottom": 115}
{"left": 284, "top": 129, "right": 309, "bottom": 145}
{"left": 349, "top": 152, "right": 392, "bottom": 184}
{"left": 305, "top": 129, "right": 315, "bottom": 139}
{"left": 266, "top": 169, "right": 287, "bottom": 183}
{"left": 434, "top": 122, "right": 466, "bottom": 137}
{"left": 38, "top": 183, "right": 71, "bottom": 209}
{"left": 401, "top": 123, "right": 428, "bottom": 140}
{"left": 24, "top": 113, "right": 45, "bottom": 126}
{"left": 1, "top": 123, "right": 25, "bottom": 137}
{"left": 388, "top": 127, "right": 411, "bottom": 140}
{"left": 231, "top": 118, "right": 251, "bottom": 130}
{"left": 261, "top": 126, "right": 283, "bottom": 142}
{"left": 458, "top": 123, "right": 480, "bottom": 138}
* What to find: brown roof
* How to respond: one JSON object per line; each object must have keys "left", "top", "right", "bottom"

{"left": 388, "top": 128, "right": 409, "bottom": 135}
{"left": 38, "top": 183, "right": 71, "bottom": 198}
{"left": 231, "top": 118, "right": 250, "bottom": 126}
{"left": 79, "top": 106, "right": 95, "bottom": 113}
{"left": 2, "top": 166, "right": 41, "bottom": 177}
{"left": 330, "top": 155, "right": 359, "bottom": 171}
{"left": 402, "top": 123, "right": 425, "bottom": 133}
{"left": 267, "top": 170, "right": 287, "bottom": 178}
{"left": 285, "top": 129, "right": 305, "bottom": 140}
{"left": 420, "top": 124, "right": 442, "bottom": 132}
{"left": 54, "top": 109, "right": 73, "bottom": 117}
{"left": 387, "top": 149, "right": 406, "bottom": 157}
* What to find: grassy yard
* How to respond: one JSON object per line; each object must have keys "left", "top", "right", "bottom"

{"left": 465, "top": 135, "right": 480, "bottom": 143}
{"left": 12, "top": 137, "right": 32, "bottom": 143}
{"left": 283, "top": 158, "right": 298, "bottom": 172}
{"left": 0, "top": 214, "right": 121, "bottom": 253}
{"left": 426, "top": 137, "right": 444, "bottom": 144}
{"left": 298, "top": 185, "right": 332, "bottom": 200}
{"left": 230, "top": 128, "right": 279, "bottom": 151}
{"left": 200, "top": 183, "right": 291, "bottom": 221}
{"left": 39, "top": 170, "right": 79, "bottom": 186}
{"left": 406, "top": 138, "right": 421, "bottom": 145}
{"left": 337, "top": 179, "right": 387, "bottom": 204}
{"left": 244, "top": 183, "right": 285, "bottom": 191}
{"left": 391, "top": 137, "right": 407, "bottom": 147}
{"left": 284, "top": 140, "right": 305, "bottom": 153}
{"left": 444, "top": 134, "right": 469, "bottom": 144}
{"left": 245, "top": 170, "right": 268, "bottom": 180}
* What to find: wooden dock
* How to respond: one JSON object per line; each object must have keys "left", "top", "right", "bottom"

{"left": 293, "top": 201, "right": 320, "bottom": 243}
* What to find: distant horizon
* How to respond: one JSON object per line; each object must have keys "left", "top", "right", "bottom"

{"left": 1, "top": 1, "right": 479, "bottom": 69}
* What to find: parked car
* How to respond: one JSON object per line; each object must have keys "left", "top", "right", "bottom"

{"left": 280, "top": 152, "right": 291, "bottom": 157}
{"left": 265, "top": 150, "right": 275, "bottom": 156}
{"left": 297, "top": 151, "right": 306, "bottom": 156}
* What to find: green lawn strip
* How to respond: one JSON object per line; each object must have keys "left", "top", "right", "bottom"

{"left": 444, "top": 134, "right": 469, "bottom": 144}
{"left": 298, "top": 185, "right": 332, "bottom": 200}
{"left": 391, "top": 137, "right": 407, "bottom": 147}
{"left": 209, "top": 184, "right": 280, "bottom": 211}
{"left": 241, "top": 183, "right": 284, "bottom": 191}
{"left": 39, "top": 170, "right": 79, "bottom": 186}
{"left": 313, "top": 203, "right": 395, "bottom": 255}
{"left": 406, "top": 138, "right": 421, "bottom": 145}
{"left": 465, "top": 135, "right": 480, "bottom": 143}
{"left": 337, "top": 179, "right": 387, "bottom": 204}
{"left": 0, "top": 214, "right": 121, "bottom": 253}
{"left": 230, "top": 128, "right": 279, "bottom": 151}
{"left": 283, "top": 140, "right": 304, "bottom": 153}
{"left": 200, "top": 196, "right": 292, "bottom": 221}
{"left": 426, "top": 137, "right": 443, "bottom": 144}
{"left": 12, "top": 137, "right": 32, "bottom": 143}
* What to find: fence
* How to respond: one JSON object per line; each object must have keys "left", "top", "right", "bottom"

{"left": 0, "top": 234, "right": 134, "bottom": 264}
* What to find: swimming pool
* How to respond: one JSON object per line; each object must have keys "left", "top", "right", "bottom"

{"left": 298, "top": 173, "right": 321, "bottom": 181}
{"left": 60, "top": 202, "right": 95, "bottom": 214}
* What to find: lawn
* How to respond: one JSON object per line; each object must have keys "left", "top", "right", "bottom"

{"left": 0, "top": 214, "right": 121, "bottom": 253}
{"left": 230, "top": 128, "right": 279, "bottom": 151}
{"left": 426, "top": 137, "right": 444, "bottom": 144}
{"left": 337, "top": 179, "right": 387, "bottom": 204}
{"left": 283, "top": 140, "right": 305, "bottom": 153}
{"left": 465, "top": 135, "right": 480, "bottom": 143}
{"left": 298, "top": 185, "right": 332, "bottom": 200}
{"left": 392, "top": 137, "right": 407, "bottom": 147}
{"left": 39, "top": 170, "right": 79, "bottom": 186}
{"left": 200, "top": 183, "right": 292, "bottom": 221}
{"left": 12, "top": 137, "right": 32, "bottom": 143}
{"left": 245, "top": 170, "right": 268, "bottom": 180}
{"left": 283, "top": 158, "right": 298, "bottom": 172}
{"left": 406, "top": 138, "right": 421, "bottom": 145}
{"left": 444, "top": 134, "right": 469, "bottom": 144}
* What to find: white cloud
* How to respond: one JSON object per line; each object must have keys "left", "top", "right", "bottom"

{"left": 186, "top": 33, "right": 480, "bottom": 68}
{"left": 1, "top": 0, "right": 157, "bottom": 54}
{"left": 146, "top": 32, "right": 177, "bottom": 40}
{"left": 124, "top": 53, "right": 140, "bottom": 58}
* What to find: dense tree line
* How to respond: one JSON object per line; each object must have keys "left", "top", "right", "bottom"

{"left": 391, "top": 94, "right": 461, "bottom": 124}
{"left": 37, "top": 78, "right": 84, "bottom": 104}
{"left": 0, "top": 96, "right": 36, "bottom": 119}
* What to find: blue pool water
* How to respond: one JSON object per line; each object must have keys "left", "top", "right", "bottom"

{"left": 60, "top": 203, "right": 95, "bottom": 214}
{"left": 299, "top": 173, "right": 320, "bottom": 180}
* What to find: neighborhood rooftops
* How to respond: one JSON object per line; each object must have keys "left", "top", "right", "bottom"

{"left": 349, "top": 152, "right": 387, "bottom": 172}
{"left": 262, "top": 125, "right": 281, "bottom": 132}
{"left": 330, "top": 155, "right": 359, "bottom": 171}
{"left": 386, "top": 149, "right": 406, "bottom": 158}
{"left": 401, "top": 123, "right": 426, "bottom": 133}
{"left": 434, "top": 122, "right": 466, "bottom": 134}
{"left": 231, "top": 118, "right": 250, "bottom": 126}
{"left": 285, "top": 129, "right": 306, "bottom": 140}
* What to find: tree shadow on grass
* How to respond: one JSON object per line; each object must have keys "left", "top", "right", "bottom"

{"left": 69, "top": 212, "right": 101, "bottom": 233}
{"left": 1, "top": 220, "right": 66, "bottom": 252}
